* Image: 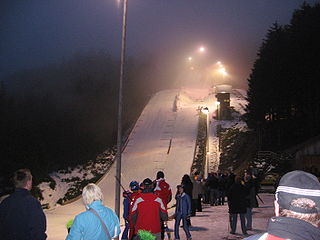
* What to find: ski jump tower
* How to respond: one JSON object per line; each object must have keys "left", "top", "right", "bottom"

{"left": 215, "top": 84, "right": 232, "bottom": 120}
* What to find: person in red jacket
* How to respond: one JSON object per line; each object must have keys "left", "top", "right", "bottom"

{"left": 154, "top": 171, "right": 172, "bottom": 239}
{"left": 154, "top": 171, "right": 172, "bottom": 208}
{"left": 130, "top": 178, "right": 168, "bottom": 240}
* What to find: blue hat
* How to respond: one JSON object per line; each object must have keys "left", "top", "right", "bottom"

{"left": 129, "top": 180, "right": 139, "bottom": 191}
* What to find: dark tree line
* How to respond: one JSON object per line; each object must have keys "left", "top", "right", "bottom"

{"left": 246, "top": 3, "right": 320, "bottom": 151}
{"left": 0, "top": 52, "right": 166, "bottom": 185}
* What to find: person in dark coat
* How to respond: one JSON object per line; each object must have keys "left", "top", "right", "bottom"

{"left": 218, "top": 173, "right": 227, "bottom": 205}
{"left": 206, "top": 172, "right": 219, "bottom": 206}
{"left": 0, "top": 169, "right": 47, "bottom": 240}
{"left": 181, "top": 174, "right": 193, "bottom": 226}
{"left": 244, "top": 174, "right": 259, "bottom": 231}
{"left": 227, "top": 176, "right": 248, "bottom": 235}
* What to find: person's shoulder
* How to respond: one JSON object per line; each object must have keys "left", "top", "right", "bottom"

{"left": 12, "top": 190, "right": 42, "bottom": 208}
{"left": 76, "top": 209, "right": 92, "bottom": 219}
{"left": 25, "top": 193, "right": 42, "bottom": 208}
{"left": 72, "top": 210, "right": 94, "bottom": 226}
{"left": 103, "top": 205, "right": 117, "bottom": 215}
{"left": 184, "top": 193, "right": 191, "bottom": 200}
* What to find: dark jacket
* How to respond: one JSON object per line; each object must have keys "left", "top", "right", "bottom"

{"left": 244, "top": 216, "right": 320, "bottom": 240}
{"left": 0, "top": 188, "right": 47, "bottom": 240}
{"left": 175, "top": 192, "right": 191, "bottom": 217}
{"left": 245, "top": 179, "right": 259, "bottom": 208}
{"left": 206, "top": 175, "right": 219, "bottom": 189}
{"left": 227, "top": 182, "right": 248, "bottom": 214}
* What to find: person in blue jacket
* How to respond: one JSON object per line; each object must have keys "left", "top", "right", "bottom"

{"left": 174, "top": 185, "right": 192, "bottom": 240}
{"left": 66, "top": 183, "right": 120, "bottom": 240}
{"left": 0, "top": 168, "right": 47, "bottom": 240}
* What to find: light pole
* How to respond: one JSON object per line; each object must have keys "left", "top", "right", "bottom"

{"left": 115, "top": 0, "right": 128, "bottom": 218}
{"left": 216, "top": 101, "right": 220, "bottom": 120}
{"left": 201, "top": 107, "right": 209, "bottom": 177}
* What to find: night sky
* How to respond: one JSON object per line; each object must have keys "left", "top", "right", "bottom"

{"left": 1, "top": 0, "right": 319, "bottom": 89}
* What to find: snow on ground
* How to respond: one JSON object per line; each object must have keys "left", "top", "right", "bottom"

{"left": 166, "top": 193, "right": 274, "bottom": 240}
{"left": 44, "top": 87, "right": 255, "bottom": 240}
{"left": 39, "top": 150, "right": 115, "bottom": 209}
{"left": 231, "top": 89, "right": 247, "bottom": 115}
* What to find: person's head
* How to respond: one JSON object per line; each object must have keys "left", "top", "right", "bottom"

{"left": 177, "top": 184, "right": 184, "bottom": 194}
{"left": 274, "top": 170, "right": 320, "bottom": 227}
{"left": 244, "top": 174, "right": 252, "bottom": 182}
{"left": 235, "top": 176, "right": 242, "bottom": 184}
{"left": 141, "top": 178, "right": 154, "bottom": 192}
{"left": 182, "top": 174, "right": 191, "bottom": 184}
{"left": 156, "top": 171, "right": 164, "bottom": 180}
{"left": 82, "top": 183, "right": 103, "bottom": 206}
{"left": 13, "top": 169, "right": 32, "bottom": 190}
{"left": 129, "top": 180, "right": 140, "bottom": 192}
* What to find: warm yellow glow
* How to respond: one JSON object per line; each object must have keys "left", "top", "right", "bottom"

{"left": 188, "top": 56, "right": 193, "bottom": 61}
{"left": 218, "top": 67, "right": 227, "bottom": 76}
{"left": 217, "top": 61, "right": 221, "bottom": 65}
{"left": 190, "top": 66, "right": 194, "bottom": 70}
{"left": 199, "top": 46, "right": 205, "bottom": 52}
{"left": 201, "top": 108, "right": 209, "bottom": 114}
{"left": 216, "top": 101, "right": 220, "bottom": 105}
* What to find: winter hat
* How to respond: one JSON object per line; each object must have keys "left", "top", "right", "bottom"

{"left": 276, "top": 170, "right": 320, "bottom": 214}
{"left": 141, "top": 178, "right": 153, "bottom": 189}
{"left": 156, "top": 171, "right": 164, "bottom": 179}
{"left": 129, "top": 180, "right": 139, "bottom": 191}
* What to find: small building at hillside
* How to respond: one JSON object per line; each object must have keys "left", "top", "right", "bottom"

{"left": 215, "top": 84, "right": 232, "bottom": 120}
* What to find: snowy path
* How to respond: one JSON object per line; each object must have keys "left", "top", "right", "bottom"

{"left": 45, "top": 88, "right": 210, "bottom": 239}
{"left": 167, "top": 193, "right": 274, "bottom": 240}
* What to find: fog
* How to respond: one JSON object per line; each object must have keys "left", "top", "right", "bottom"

{"left": 2, "top": 0, "right": 319, "bottom": 90}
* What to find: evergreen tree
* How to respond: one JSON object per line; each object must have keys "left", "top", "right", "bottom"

{"left": 246, "top": 3, "right": 320, "bottom": 150}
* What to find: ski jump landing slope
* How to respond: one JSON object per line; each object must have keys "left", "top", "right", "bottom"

{"left": 45, "top": 88, "right": 211, "bottom": 240}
